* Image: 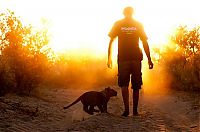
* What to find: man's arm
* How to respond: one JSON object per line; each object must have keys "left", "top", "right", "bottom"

{"left": 142, "top": 40, "right": 153, "bottom": 69}
{"left": 107, "top": 38, "right": 114, "bottom": 69}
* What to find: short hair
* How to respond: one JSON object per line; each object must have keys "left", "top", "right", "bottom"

{"left": 123, "top": 7, "right": 134, "bottom": 17}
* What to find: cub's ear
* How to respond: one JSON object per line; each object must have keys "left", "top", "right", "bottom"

{"left": 106, "top": 86, "right": 111, "bottom": 90}
{"left": 105, "top": 87, "right": 110, "bottom": 92}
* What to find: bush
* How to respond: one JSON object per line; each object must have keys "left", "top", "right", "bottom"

{"left": 43, "top": 54, "right": 117, "bottom": 88}
{"left": 0, "top": 10, "right": 51, "bottom": 95}
{"left": 0, "top": 10, "right": 116, "bottom": 95}
{"left": 154, "top": 26, "right": 200, "bottom": 91}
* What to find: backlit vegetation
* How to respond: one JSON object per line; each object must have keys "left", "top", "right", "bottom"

{"left": 0, "top": 10, "right": 116, "bottom": 96}
{"left": 1, "top": 10, "right": 199, "bottom": 96}
{"left": 154, "top": 26, "right": 200, "bottom": 91}
{"left": 0, "top": 10, "right": 52, "bottom": 95}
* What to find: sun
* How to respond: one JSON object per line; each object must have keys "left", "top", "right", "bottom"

{"left": 1, "top": 0, "right": 200, "bottom": 55}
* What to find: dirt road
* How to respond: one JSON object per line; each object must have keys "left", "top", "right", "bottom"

{"left": 0, "top": 86, "right": 199, "bottom": 132}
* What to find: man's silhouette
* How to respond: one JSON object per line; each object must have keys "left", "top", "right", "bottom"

{"left": 107, "top": 7, "right": 153, "bottom": 116}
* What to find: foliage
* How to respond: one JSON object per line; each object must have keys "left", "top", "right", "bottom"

{"left": 0, "top": 10, "right": 116, "bottom": 96}
{"left": 0, "top": 10, "right": 51, "bottom": 95}
{"left": 44, "top": 54, "right": 117, "bottom": 88}
{"left": 154, "top": 26, "right": 200, "bottom": 91}
{"left": 172, "top": 26, "right": 200, "bottom": 57}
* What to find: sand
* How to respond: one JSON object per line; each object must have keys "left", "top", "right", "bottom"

{"left": 0, "top": 86, "right": 199, "bottom": 132}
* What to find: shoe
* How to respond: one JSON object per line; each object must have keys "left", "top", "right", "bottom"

{"left": 121, "top": 111, "right": 129, "bottom": 117}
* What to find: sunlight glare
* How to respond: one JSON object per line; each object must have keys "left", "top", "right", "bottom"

{"left": 0, "top": 0, "right": 200, "bottom": 54}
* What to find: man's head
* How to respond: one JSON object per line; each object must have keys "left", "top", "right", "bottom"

{"left": 123, "top": 6, "right": 134, "bottom": 18}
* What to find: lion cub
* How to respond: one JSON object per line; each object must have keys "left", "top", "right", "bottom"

{"left": 63, "top": 87, "right": 117, "bottom": 115}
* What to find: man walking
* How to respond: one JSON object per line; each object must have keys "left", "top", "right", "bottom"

{"left": 107, "top": 7, "right": 153, "bottom": 116}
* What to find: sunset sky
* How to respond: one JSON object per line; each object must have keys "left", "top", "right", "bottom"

{"left": 0, "top": 0, "right": 200, "bottom": 54}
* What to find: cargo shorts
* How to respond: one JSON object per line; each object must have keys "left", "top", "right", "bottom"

{"left": 118, "top": 61, "right": 142, "bottom": 89}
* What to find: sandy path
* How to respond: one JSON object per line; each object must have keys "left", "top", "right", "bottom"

{"left": 68, "top": 90, "right": 200, "bottom": 132}
{"left": 141, "top": 92, "right": 200, "bottom": 131}
{"left": 0, "top": 86, "right": 199, "bottom": 132}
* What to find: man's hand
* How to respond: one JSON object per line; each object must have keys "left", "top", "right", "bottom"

{"left": 148, "top": 59, "right": 153, "bottom": 69}
{"left": 107, "top": 58, "right": 112, "bottom": 69}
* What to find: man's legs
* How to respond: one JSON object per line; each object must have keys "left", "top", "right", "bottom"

{"left": 118, "top": 61, "right": 131, "bottom": 117}
{"left": 131, "top": 61, "right": 142, "bottom": 116}
{"left": 133, "top": 88, "right": 140, "bottom": 115}
{"left": 121, "top": 86, "right": 129, "bottom": 116}
{"left": 121, "top": 86, "right": 140, "bottom": 116}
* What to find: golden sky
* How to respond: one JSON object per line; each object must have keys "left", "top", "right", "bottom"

{"left": 0, "top": 0, "right": 200, "bottom": 54}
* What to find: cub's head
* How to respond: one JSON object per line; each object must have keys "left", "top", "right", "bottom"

{"left": 105, "top": 87, "right": 117, "bottom": 97}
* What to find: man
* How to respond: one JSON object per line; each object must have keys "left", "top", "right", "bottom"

{"left": 107, "top": 7, "right": 153, "bottom": 117}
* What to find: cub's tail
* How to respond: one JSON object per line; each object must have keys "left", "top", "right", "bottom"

{"left": 63, "top": 96, "right": 82, "bottom": 109}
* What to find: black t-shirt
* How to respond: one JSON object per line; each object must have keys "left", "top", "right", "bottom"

{"left": 109, "top": 18, "right": 148, "bottom": 62}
